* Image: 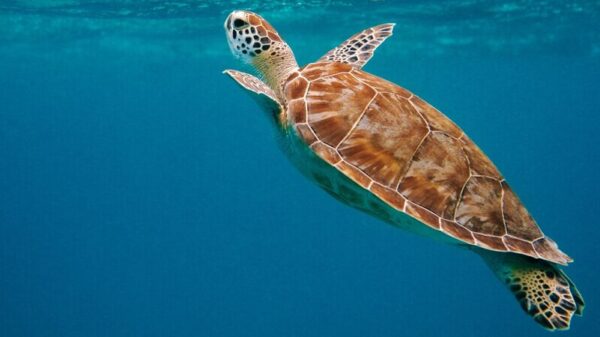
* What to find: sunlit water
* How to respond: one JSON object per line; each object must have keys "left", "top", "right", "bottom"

{"left": 1, "top": 1, "right": 599, "bottom": 336}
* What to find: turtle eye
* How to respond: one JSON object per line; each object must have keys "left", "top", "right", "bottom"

{"left": 233, "top": 19, "right": 247, "bottom": 29}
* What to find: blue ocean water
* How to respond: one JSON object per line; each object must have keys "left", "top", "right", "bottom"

{"left": 1, "top": 1, "right": 599, "bottom": 336}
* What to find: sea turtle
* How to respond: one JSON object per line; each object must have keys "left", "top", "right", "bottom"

{"left": 223, "top": 10, "right": 584, "bottom": 330}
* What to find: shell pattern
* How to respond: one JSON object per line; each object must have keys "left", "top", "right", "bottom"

{"left": 284, "top": 61, "right": 571, "bottom": 265}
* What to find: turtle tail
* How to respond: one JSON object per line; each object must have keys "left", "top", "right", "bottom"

{"left": 479, "top": 250, "right": 584, "bottom": 331}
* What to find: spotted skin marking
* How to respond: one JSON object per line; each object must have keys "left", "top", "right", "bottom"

{"left": 319, "top": 23, "right": 395, "bottom": 69}
{"left": 225, "top": 12, "right": 276, "bottom": 57}
{"left": 224, "top": 10, "right": 299, "bottom": 102}
{"left": 500, "top": 260, "right": 584, "bottom": 330}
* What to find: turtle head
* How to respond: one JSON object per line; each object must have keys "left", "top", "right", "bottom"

{"left": 224, "top": 11, "right": 281, "bottom": 62}
{"left": 224, "top": 10, "right": 298, "bottom": 100}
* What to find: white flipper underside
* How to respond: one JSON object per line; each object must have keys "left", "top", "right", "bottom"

{"left": 223, "top": 69, "right": 279, "bottom": 102}
{"left": 223, "top": 69, "right": 283, "bottom": 115}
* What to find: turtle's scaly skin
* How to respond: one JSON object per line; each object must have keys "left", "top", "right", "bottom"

{"left": 284, "top": 61, "right": 571, "bottom": 265}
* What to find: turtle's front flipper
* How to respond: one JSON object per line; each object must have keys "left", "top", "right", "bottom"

{"left": 318, "top": 23, "right": 394, "bottom": 69}
{"left": 223, "top": 69, "right": 282, "bottom": 115}
{"left": 479, "top": 250, "right": 584, "bottom": 330}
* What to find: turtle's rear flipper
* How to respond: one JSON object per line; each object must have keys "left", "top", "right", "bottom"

{"left": 479, "top": 251, "right": 584, "bottom": 331}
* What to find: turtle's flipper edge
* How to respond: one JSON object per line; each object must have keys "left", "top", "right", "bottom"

{"left": 481, "top": 252, "right": 584, "bottom": 331}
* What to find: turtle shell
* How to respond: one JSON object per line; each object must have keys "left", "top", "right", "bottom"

{"left": 284, "top": 61, "right": 571, "bottom": 265}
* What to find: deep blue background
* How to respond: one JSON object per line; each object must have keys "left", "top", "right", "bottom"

{"left": 1, "top": 1, "right": 599, "bottom": 336}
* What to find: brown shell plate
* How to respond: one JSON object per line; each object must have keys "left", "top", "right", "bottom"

{"left": 284, "top": 61, "right": 571, "bottom": 265}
